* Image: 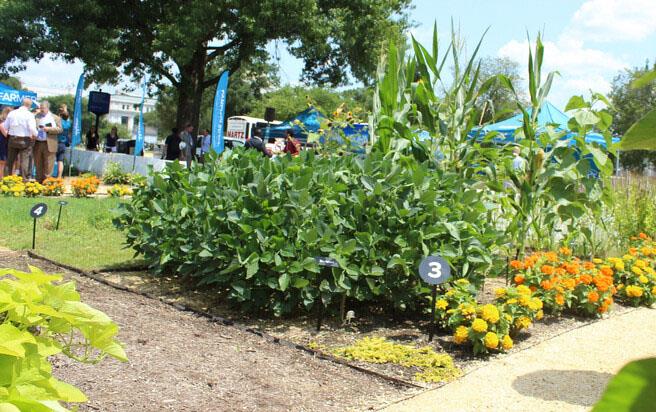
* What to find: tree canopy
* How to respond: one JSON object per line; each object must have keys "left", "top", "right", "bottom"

{"left": 0, "top": 0, "right": 411, "bottom": 129}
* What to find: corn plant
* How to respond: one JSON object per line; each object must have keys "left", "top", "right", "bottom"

{"left": 495, "top": 35, "right": 616, "bottom": 257}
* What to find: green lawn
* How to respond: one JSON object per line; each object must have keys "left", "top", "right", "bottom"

{"left": 0, "top": 197, "right": 139, "bottom": 270}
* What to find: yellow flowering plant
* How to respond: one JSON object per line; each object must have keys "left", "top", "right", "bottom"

{"left": 1, "top": 175, "right": 25, "bottom": 197}
{"left": 610, "top": 234, "right": 656, "bottom": 307}
{"left": 23, "top": 181, "right": 44, "bottom": 197}
{"left": 108, "top": 184, "right": 133, "bottom": 197}
{"left": 433, "top": 278, "right": 477, "bottom": 329}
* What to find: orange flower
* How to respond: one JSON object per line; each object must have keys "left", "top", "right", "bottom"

{"left": 510, "top": 260, "right": 524, "bottom": 270}
{"left": 541, "top": 265, "right": 556, "bottom": 275}
{"left": 579, "top": 274, "right": 593, "bottom": 285}
{"left": 555, "top": 294, "right": 565, "bottom": 305}
{"left": 629, "top": 247, "right": 638, "bottom": 256}
{"left": 583, "top": 261, "right": 595, "bottom": 270}
{"left": 639, "top": 232, "right": 648, "bottom": 240}
{"left": 559, "top": 246, "right": 572, "bottom": 256}
{"left": 540, "top": 280, "right": 553, "bottom": 290}
{"left": 562, "top": 278, "right": 576, "bottom": 290}
{"left": 514, "top": 275, "right": 525, "bottom": 285}
{"left": 598, "top": 304, "right": 609, "bottom": 314}
{"left": 600, "top": 266, "right": 613, "bottom": 277}
{"left": 529, "top": 286, "right": 537, "bottom": 292}
{"left": 587, "top": 291, "right": 599, "bottom": 303}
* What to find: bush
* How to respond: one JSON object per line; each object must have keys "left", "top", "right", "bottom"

{"left": 103, "top": 161, "right": 132, "bottom": 185}
{"left": 115, "top": 149, "right": 497, "bottom": 315}
{"left": 0, "top": 266, "right": 126, "bottom": 411}
{"left": 71, "top": 176, "right": 100, "bottom": 197}
{"left": 609, "top": 234, "right": 656, "bottom": 307}
{"left": 42, "top": 177, "right": 65, "bottom": 196}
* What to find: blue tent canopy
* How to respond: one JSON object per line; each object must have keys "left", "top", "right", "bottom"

{"left": 264, "top": 107, "right": 327, "bottom": 140}
{"left": 0, "top": 83, "right": 38, "bottom": 107}
{"left": 472, "top": 101, "right": 619, "bottom": 148}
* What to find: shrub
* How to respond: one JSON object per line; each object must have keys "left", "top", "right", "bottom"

{"left": 115, "top": 149, "right": 497, "bottom": 315}
{"left": 0, "top": 266, "right": 126, "bottom": 411}
{"left": 108, "top": 184, "right": 132, "bottom": 197}
{"left": 103, "top": 161, "right": 132, "bottom": 185}
{"left": 42, "top": 177, "right": 65, "bottom": 196}
{"left": 71, "top": 176, "right": 100, "bottom": 197}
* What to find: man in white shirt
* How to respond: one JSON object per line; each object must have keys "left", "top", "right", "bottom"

{"left": 33, "top": 101, "right": 62, "bottom": 183}
{"left": 4, "top": 97, "right": 37, "bottom": 179}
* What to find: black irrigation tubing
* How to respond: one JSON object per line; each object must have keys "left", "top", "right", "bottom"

{"left": 25, "top": 250, "right": 426, "bottom": 390}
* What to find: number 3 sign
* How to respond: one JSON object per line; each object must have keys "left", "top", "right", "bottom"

{"left": 418, "top": 256, "right": 452, "bottom": 285}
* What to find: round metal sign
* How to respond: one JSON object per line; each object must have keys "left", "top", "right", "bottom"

{"left": 30, "top": 203, "right": 48, "bottom": 219}
{"left": 58, "top": 200, "right": 68, "bottom": 206}
{"left": 418, "top": 256, "right": 452, "bottom": 285}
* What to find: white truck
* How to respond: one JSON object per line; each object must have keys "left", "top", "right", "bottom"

{"left": 226, "top": 116, "right": 281, "bottom": 143}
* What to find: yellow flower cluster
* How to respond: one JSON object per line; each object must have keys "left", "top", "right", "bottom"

{"left": 1, "top": 175, "right": 25, "bottom": 197}
{"left": 108, "top": 184, "right": 133, "bottom": 197}
{"left": 42, "top": 177, "right": 64, "bottom": 196}
{"left": 24, "top": 181, "right": 44, "bottom": 197}
{"left": 625, "top": 285, "right": 643, "bottom": 298}
{"left": 332, "top": 337, "right": 462, "bottom": 383}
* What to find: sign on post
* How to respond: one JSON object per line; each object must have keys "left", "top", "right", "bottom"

{"left": 418, "top": 255, "right": 452, "bottom": 342}
{"left": 56, "top": 200, "right": 68, "bottom": 230}
{"left": 30, "top": 203, "right": 48, "bottom": 249}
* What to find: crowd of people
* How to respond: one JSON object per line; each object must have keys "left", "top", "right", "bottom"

{"left": 0, "top": 97, "right": 71, "bottom": 180}
{"left": 161, "top": 126, "right": 301, "bottom": 165}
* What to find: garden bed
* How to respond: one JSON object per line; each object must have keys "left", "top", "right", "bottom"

{"left": 68, "top": 263, "right": 637, "bottom": 386}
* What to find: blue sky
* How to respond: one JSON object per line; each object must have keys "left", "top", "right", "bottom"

{"left": 18, "top": 0, "right": 656, "bottom": 108}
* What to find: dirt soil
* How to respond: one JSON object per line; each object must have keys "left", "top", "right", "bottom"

{"left": 88, "top": 267, "right": 635, "bottom": 384}
{"left": 0, "top": 250, "right": 412, "bottom": 412}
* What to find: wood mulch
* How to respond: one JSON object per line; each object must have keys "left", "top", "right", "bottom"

{"left": 0, "top": 250, "right": 412, "bottom": 412}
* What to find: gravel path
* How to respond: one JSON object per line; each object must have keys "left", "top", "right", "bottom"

{"left": 383, "top": 307, "right": 656, "bottom": 412}
{"left": 0, "top": 250, "right": 409, "bottom": 411}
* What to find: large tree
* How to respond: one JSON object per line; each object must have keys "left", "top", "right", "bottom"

{"left": 475, "top": 56, "right": 524, "bottom": 124}
{"left": 0, "top": 0, "right": 410, "bottom": 130}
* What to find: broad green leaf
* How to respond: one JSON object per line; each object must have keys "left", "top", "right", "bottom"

{"left": 278, "top": 273, "right": 291, "bottom": 292}
{"left": 592, "top": 358, "right": 656, "bottom": 412}
{"left": 619, "top": 109, "right": 656, "bottom": 151}
{"left": 0, "top": 324, "right": 36, "bottom": 357}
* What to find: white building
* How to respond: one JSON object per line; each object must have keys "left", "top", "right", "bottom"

{"left": 107, "top": 93, "right": 157, "bottom": 138}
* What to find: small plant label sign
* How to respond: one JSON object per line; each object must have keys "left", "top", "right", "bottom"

{"left": 315, "top": 257, "right": 339, "bottom": 268}
{"left": 418, "top": 256, "right": 451, "bottom": 285}
{"left": 30, "top": 203, "right": 48, "bottom": 219}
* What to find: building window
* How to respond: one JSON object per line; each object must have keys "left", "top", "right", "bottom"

{"left": 121, "top": 116, "right": 129, "bottom": 125}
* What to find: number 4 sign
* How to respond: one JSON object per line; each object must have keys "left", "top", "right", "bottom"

{"left": 29, "top": 203, "right": 48, "bottom": 249}
{"left": 418, "top": 256, "right": 452, "bottom": 285}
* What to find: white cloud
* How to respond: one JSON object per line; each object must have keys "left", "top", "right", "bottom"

{"left": 18, "top": 56, "right": 84, "bottom": 96}
{"left": 569, "top": 0, "right": 656, "bottom": 42}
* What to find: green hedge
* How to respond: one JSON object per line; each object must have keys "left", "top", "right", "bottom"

{"left": 115, "top": 149, "right": 497, "bottom": 315}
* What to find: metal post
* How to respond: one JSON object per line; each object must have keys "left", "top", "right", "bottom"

{"left": 32, "top": 218, "right": 37, "bottom": 249}
{"left": 428, "top": 284, "right": 437, "bottom": 342}
{"left": 56, "top": 204, "right": 63, "bottom": 230}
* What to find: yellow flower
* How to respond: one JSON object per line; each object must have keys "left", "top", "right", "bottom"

{"left": 615, "top": 262, "right": 625, "bottom": 271}
{"left": 480, "top": 304, "right": 500, "bottom": 324}
{"left": 625, "top": 285, "right": 643, "bottom": 298}
{"left": 623, "top": 254, "right": 633, "bottom": 261}
{"left": 445, "top": 290, "right": 455, "bottom": 297}
{"left": 652, "top": 286, "right": 656, "bottom": 295}
{"left": 536, "top": 310, "right": 544, "bottom": 320}
{"left": 506, "top": 298, "right": 518, "bottom": 305}
{"left": 471, "top": 318, "right": 488, "bottom": 333}
{"left": 592, "top": 258, "right": 603, "bottom": 264}
{"left": 635, "top": 259, "right": 647, "bottom": 269}
{"left": 639, "top": 275, "right": 649, "bottom": 284}
{"left": 501, "top": 335, "right": 513, "bottom": 350}
{"left": 455, "top": 279, "right": 470, "bottom": 286}
{"left": 516, "top": 285, "right": 531, "bottom": 296}
{"left": 460, "top": 303, "right": 476, "bottom": 318}
{"left": 632, "top": 266, "right": 644, "bottom": 276}
{"left": 514, "top": 316, "right": 532, "bottom": 330}
{"left": 518, "top": 295, "right": 530, "bottom": 307}
{"left": 483, "top": 332, "right": 499, "bottom": 349}
{"left": 494, "top": 288, "right": 506, "bottom": 298}
{"left": 435, "top": 299, "right": 448, "bottom": 310}
{"left": 453, "top": 326, "right": 469, "bottom": 344}
{"left": 529, "top": 297, "right": 543, "bottom": 311}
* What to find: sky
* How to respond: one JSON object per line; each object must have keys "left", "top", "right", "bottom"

{"left": 14, "top": 0, "right": 656, "bottom": 109}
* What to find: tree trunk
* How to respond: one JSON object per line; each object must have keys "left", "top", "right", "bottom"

{"left": 175, "top": 48, "right": 207, "bottom": 133}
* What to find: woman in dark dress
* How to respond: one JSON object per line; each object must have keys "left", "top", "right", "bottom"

{"left": 105, "top": 126, "right": 118, "bottom": 152}
{"left": 86, "top": 126, "right": 99, "bottom": 151}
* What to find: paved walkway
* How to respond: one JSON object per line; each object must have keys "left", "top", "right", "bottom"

{"left": 383, "top": 307, "right": 656, "bottom": 412}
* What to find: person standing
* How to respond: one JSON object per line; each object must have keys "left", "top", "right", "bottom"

{"left": 56, "top": 105, "right": 71, "bottom": 178}
{"left": 86, "top": 126, "right": 99, "bottom": 151}
{"left": 283, "top": 129, "right": 301, "bottom": 156}
{"left": 179, "top": 123, "right": 195, "bottom": 168}
{"left": 33, "top": 101, "right": 63, "bottom": 183}
{"left": 4, "top": 98, "right": 38, "bottom": 179}
{"left": 0, "top": 106, "right": 13, "bottom": 179}
{"left": 200, "top": 128, "right": 211, "bottom": 162}
{"left": 163, "top": 127, "right": 181, "bottom": 161}
{"left": 105, "top": 126, "right": 119, "bottom": 153}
